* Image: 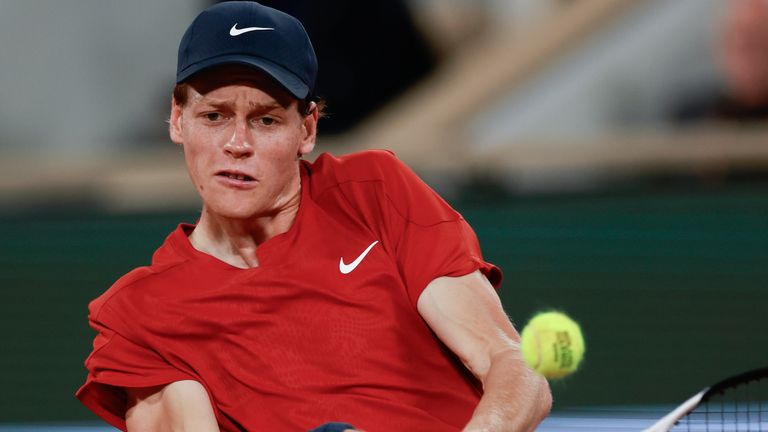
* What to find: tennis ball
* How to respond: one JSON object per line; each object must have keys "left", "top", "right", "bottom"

{"left": 520, "top": 311, "right": 585, "bottom": 379}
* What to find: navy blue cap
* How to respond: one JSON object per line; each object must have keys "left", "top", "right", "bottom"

{"left": 176, "top": 1, "right": 318, "bottom": 100}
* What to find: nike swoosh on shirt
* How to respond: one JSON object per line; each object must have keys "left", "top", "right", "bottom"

{"left": 339, "top": 241, "right": 379, "bottom": 274}
{"left": 229, "top": 24, "right": 275, "bottom": 36}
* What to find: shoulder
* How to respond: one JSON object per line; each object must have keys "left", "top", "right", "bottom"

{"left": 88, "top": 227, "right": 193, "bottom": 324}
{"left": 309, "top": 150, "right": 417, "bottom": 191}
{"left": 313, "top": 150, "right": 408, "bottom": 180}
{"left": 88, "top": 260, "right": 186, "bottom": 324}
{"left": 308, "top": 150, "right": 457, "bottom": 225}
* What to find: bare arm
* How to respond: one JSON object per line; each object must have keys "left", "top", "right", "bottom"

{"left": 417, "top": 270, "right": 552, "bottom": 432}
{"left": 125, "top": 380, "right": 220, "bottom": 432}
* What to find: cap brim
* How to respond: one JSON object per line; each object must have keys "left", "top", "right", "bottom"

{"left": 176, "top": 54, "right": 310, "bottom": 100}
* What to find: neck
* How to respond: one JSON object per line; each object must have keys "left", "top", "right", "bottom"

{"left": 189, "top": 187, "right": 302, "bottom": 269}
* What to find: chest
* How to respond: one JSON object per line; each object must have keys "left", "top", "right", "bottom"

{"left": 164, "top": 214, "right": 416, "bottom": 353}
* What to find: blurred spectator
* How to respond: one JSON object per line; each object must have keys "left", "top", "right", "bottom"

{"left": 221, "top": 0, "right": 438, "bottom": 134}
{"left": 674, "top": 0, "right": 768, "bottom": 123}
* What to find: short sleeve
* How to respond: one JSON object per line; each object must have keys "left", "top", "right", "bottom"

{"left": 76, "top": 319, "right": 196, "bottom": 431}
{"left": 377, "top": 152, "right": 502, "bottom": 304}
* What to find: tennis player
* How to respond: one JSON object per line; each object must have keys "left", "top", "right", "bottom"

{"left": 76, "top": 2, "right": 551, "bottom": 431}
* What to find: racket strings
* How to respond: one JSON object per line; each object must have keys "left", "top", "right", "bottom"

{"left": 673, "top": 375, "right": 768, "bottom": 431}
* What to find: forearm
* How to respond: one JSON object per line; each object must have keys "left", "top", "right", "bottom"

{"left": 463, "top": 348, "right": 552, "bottom": 432}
{"left": 416, "top": 273, "right": 552, "bottom": 431}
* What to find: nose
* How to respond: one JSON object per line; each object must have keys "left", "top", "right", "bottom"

{"left": 222, "top": 118, "right": 253, "bottom": 159}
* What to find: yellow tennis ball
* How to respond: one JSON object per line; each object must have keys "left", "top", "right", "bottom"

{"left": 520, "top": 311, "right": 585, "bottom": 379}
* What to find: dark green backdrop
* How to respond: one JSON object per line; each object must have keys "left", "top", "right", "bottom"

{"left": 2, "top": 181, "right": 767, "bottom": 422}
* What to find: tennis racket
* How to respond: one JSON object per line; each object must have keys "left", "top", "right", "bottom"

{"left": 644, "top": 366, "right": 768, "bottom": 431}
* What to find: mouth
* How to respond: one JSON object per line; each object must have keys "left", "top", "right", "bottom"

{"left": 217, "top": 171, "right": 254, "bottom": 181}
{"left": 215, "top": 170, "right": 257, "bottom": 185}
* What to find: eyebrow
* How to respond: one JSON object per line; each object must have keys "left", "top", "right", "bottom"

{"left": 249, "top": 100, "right": 286, "bottom": 110}
{"left": 196, "top": 99, "right": 287, "bottom": 111}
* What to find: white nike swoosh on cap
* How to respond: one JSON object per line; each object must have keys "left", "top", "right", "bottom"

{"left": 339, "top": 241, "right": 379, "bottom": 275}
{"left": 229, "top": 23, "right": 275, "bottom": 36}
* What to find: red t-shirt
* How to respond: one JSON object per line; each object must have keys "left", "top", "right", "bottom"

{"left": 77, "top": 150, "right": 502, "bottom": 431}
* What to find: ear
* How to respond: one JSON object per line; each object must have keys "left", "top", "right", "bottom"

{"left": 169, "top": 97, "right": 184, "bottom": 145}
{"left": 298, "top": 102, "right": 319, "bottom": 155}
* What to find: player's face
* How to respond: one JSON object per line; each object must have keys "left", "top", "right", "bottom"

{"left": 169, "top": 66, "right": 317, "bottom": 220}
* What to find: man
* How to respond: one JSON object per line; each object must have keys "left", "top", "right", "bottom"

{"left": 76, "top": 2, "right": 551, "bottom": 431}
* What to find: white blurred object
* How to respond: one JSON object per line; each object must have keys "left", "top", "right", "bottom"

{"left": 468, "top": 0, "right": 725, "bottom": 150}
{"left": 407, "top": 0, "right": 564, "bottom": 55}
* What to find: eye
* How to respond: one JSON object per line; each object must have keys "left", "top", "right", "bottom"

{"left": 204, "top": 112, "right": 223, "bottom": 122}
{"left": 259, "top": 117, "right": 275, "bottom": 126}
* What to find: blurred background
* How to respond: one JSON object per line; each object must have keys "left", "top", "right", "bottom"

{"left": 1, "top": 0, "right": 767, "bottom": 429}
